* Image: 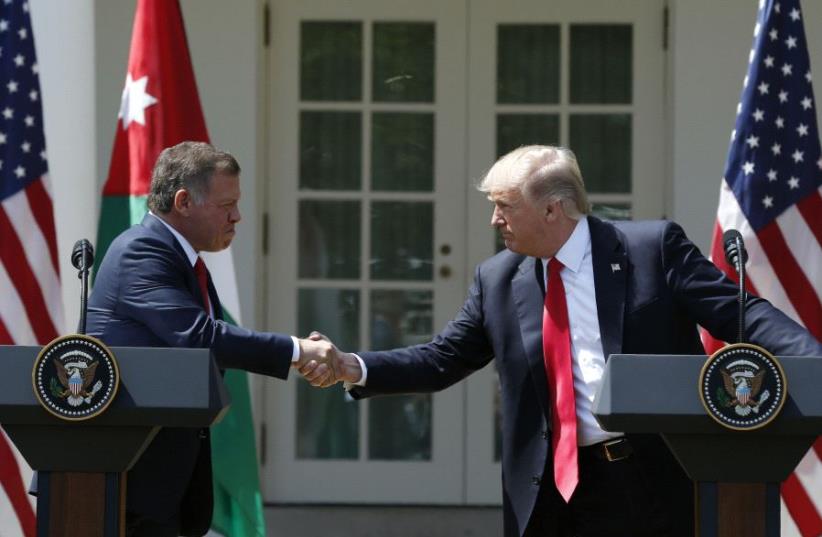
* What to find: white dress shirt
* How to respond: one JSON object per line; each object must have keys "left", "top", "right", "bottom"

{"left": 149, "top": 212, "right": 300, "bottom": 361}
{"left": 542, "top": 217, "right": 623, "bottom": 446}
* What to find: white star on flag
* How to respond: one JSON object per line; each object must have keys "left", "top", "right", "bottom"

{"left": 792, "top": 149, "right": 804, "bottom": 162}
{"left": 785, "top": 35, "right": 797, "bottom": 49}
{"left": 762, "top": 195, "right": 774, "bottom": 208}
{"left": 743, "top": 161, "right": 755, "bottom": 175}
{"left": 118, "top": 73, "right": 158, "bottom": 129}
{"left": 800, "top": 96, "right": 812, "bottom": 109}
{"left": 788, "top": 176, "right": 799, "bottom": 189}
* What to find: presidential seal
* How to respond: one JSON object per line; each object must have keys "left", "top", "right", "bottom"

{"left": 32, "top": 334, "right": 120, "bottom": 421}
{"left": 698, "top": 343, "right": 787, "bottom": 431}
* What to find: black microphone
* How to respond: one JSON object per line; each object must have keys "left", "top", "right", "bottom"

{"left": 722, "top": 229, "right": 748, "bottom": 271}
{"left": 71, "top": 239, "right": 94, "bottom": 271}
{"left": 72, "top": 239, "right": 94, "bottom": 334}
{"left": 722, "top": 229, "right": 747, "bottom": 343}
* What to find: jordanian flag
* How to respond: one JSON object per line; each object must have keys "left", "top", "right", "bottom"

{"left": 95, "top": 1, "right": 266, "bottom": 536}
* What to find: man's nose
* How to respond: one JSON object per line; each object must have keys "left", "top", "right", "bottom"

{"left": 230, "top": 205, "right": 242, "bottom": 223}
{"left": 491, "top": 207, "right": 503, "bottom": 226}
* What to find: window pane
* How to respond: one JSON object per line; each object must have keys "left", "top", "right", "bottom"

{"left": 299, "top": 200, "right": 360, "bottom": 278}
{"left": 300, "top": 111, "right": 361, "bottom": 190}
{"left": 591, "top": 203, "right": 632, "bottom": 220}
{"left": 296, "top": 288, "right": 360, "bottom": 459}
{"left": 497, "top": 25, "right": 560, "bottom": 104}
{"left": 497, "top": 114, "right": 559, "bottom": 157}
{"left": 372, "top": 112, "right": 434, "bottom": 191}
{"left": 373, "top": 22, "right": 435, "bottom": 102}
{"left": 370, "top": 202, "right": 433, "bottom": 280}
{"left": 569, "top": 114, "right": 631, "bottom": 193}
{"left": 368, "top": 290, "right": 433, "bottom": 460}
{"left": 301, "top": 22, "right": 362, "bottom": 101}
{"left": 570, "top": 25, "right": 632, "bottom": 104}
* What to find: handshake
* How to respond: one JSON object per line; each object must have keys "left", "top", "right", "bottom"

{"left": 292, "top": 332, "right": 362, "bottom": 388}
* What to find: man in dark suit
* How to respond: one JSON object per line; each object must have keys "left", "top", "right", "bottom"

{"left": 89, "top": 141, "right": 336, "bottom": 537}
{"left": 299, "top": 145, "right": 822, "bottom": 536}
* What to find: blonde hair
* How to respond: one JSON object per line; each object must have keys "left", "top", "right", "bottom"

{"left": 478, "top": 145, "right": 590, "bottom": 217}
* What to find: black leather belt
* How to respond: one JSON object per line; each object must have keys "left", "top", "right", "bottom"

{"left": 581, "top": 437, "right": 633, "bottom": 462}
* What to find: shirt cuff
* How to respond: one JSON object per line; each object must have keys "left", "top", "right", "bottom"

{"left": 344, "top": 353, "right": 368, "bottom": 389}
{"left": 290, "top": 336, "right": 300, "bottom": 362}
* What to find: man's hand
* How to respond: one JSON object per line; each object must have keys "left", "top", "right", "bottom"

{"left": 296, "top": 331, "right": 363, "bottom": 387}
{"left": 293, "top": 336, "right": 339, "bottom": 387}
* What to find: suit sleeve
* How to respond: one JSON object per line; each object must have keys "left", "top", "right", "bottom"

{"left": 117, "top": 236, "right": 293, "bottom": 379}
{"left": 661, "top": 222, "right": 822, "bottom": 357}
{"left": 351, "top": 265, "right": 495, "bottom": 398}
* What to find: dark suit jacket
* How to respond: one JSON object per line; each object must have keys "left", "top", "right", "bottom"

{"left": 88, "top": 214, "right": 293, "bottom": 536}
{"left": 351, "top": 216, "right": 822, "bottom": 537}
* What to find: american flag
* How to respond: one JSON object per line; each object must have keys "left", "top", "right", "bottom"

{"left": 0, "top": 2, "right": 63, "bottom": 536}
{"left": 705, "top": 0, "right": 822, "bottom": 535}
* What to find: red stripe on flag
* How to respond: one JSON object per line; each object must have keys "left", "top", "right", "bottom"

{"left": 796, "top": 191, "right": 822, "bottom": 248}
{"left": 757, "top": 221, "right": 822, "bottom": 340}
{"left": 0, "top": 432, "right": 35, "bottom": 537}
{"left": 814, "top": 438, "right": 822, "bottom": 460}
{"left": 783, "top": 473, "right": 822, "bottom": 537}
{"left": 0, "top": 317, "right": 12, "bottom": 345}
{"left": 0, "top": 206, "right": 58, "bottom": 343}
{"left": 24, "top": 179, "right": 59, "bottom": 274}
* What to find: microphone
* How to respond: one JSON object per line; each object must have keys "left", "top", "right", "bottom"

{"left": 722, "top": 229, "right": 747, "bottom": 343}
{"left": 71, "top": 239, "right": 94, "bottom": 334}
{"left": 71, "top": 239, "right": 94, "bottom": 272}
{"left": 722, "top": 229, "right": 748, "bottom": 271}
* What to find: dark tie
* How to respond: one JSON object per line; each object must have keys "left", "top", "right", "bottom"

{"left": 194, "top": 257, "right": 211, "bottom": 316}
{"left": 543, "top": 257, "right": 578, "bottom": 502}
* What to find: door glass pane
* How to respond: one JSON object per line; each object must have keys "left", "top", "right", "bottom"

{"left": 370, "top": 201, "right": 433, "bottom": 280}
{"left": 368, "top": 290, "right": 433, "bottom": 460}
{"left": 497, "top": 25, "right": 560, "bottom": 104}
{"left": 299, "top": 200, "right": 361, "bottom": 278}
{"left": 496, "top": 114, "right": 560, "bottom": 157}
{"left": 372, "top": 112, "right": 434, "bottom": 191}
{"left": 300, "top": 111, "right": 362, "bottom": 190}
{"left": 301, "top": 22, "right": 362, "bottom": 101}
{"left": 591, "top": 203, "right": 631, "bottom": 220}
{"left": 373, "top": 22, "right": 435, "bottom": 102}
{"left": 570, "top": 25, "right": 632, "bottom": 104}
{"left": 569, "top": 114, "right": 631, "bottom": 193}
{"left": 296, "top": 288, "right": 360, "bottom": 459}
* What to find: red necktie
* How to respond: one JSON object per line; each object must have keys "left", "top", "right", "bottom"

{"left": 194, "top": 257, "right": 211, "bottom": 316}
{"left": 543, "top": 257, "right": 578, "bottom": 502}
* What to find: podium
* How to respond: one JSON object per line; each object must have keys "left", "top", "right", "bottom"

{"left": 593, "top": 354, "right": 822, "bottom": 537}
{"left": 0, "top": 345, "right": 230, "bottom": 537}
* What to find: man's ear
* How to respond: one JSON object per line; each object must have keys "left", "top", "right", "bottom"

{"left": 173, "top": 188, "right": 192, "bottom": 215}
{"left": 544, "top": 199, "right": 561, "bottom": 220}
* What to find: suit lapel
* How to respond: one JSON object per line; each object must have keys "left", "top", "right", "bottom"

{"left": 142, "top": 213, "right": 211, "bottom": 313}
{"left": 512, "top": 256, "right": 550, "bottom": 419}
{"left": 589, "top": 216, "right": 626, "bottom": 361}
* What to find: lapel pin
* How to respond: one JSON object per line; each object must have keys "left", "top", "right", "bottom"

{"left": 611, "top": 263, "right": 621, "bottom": 273}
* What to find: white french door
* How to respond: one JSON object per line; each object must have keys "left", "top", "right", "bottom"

{"left": 263, "top": 0, "right": 665, "bottom": 505}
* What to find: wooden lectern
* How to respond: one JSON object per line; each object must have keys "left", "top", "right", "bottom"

{"left": 593, "top": 354, "right": 822, "bottom": 537}
{"left": 0, "top": 345, "right": 229, "bottom": 537}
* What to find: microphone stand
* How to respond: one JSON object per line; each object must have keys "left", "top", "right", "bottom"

{"left": 76, "top": 245, "right": 91, "bottom": 335}
{"left": 734, "top": 236, "right": 746, "bottom": 344}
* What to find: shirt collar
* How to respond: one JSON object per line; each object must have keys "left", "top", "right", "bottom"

{"left": 543, "top": 216, "right": 590, "bottom": 274}
{"left": 148, "top": 212, "right": 199, "bottom": 267}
